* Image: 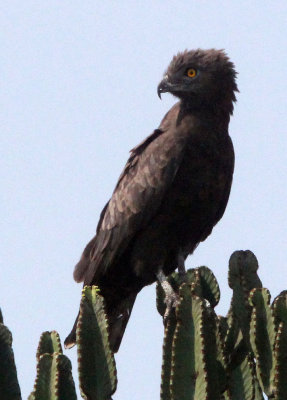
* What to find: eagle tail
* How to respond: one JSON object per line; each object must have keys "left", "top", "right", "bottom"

{"left": 64, "top": 292, "right": 137, "bottom": 353}
{"left": 64, "top": 313, "right": 79, "bottom": 349}
{"left": 107, "top": 292, "right": 137, "bottom": 353}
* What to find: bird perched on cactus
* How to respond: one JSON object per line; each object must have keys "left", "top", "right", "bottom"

{"left": 65, "top": 48, "right": 238, "bottom": 352}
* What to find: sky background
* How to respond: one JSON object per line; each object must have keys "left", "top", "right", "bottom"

{"left": 1, "top": 1, "right": 287, "bottom": 399}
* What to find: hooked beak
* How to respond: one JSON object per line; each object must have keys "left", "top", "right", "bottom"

{"left": 157, "top": 78, "right": 173, "bottom": 99}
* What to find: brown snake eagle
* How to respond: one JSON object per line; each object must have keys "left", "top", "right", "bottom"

{"left": 65, "top": 49, "right": 238, "bottom": 352}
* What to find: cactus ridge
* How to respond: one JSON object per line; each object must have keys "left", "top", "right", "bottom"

{"left": 160, "top": 314, "right": 177, "bottom": 400}
{"left": 30, "top": 352, "right": 76, "bottom": 400}
{"left": 215, "top": 316, "right": 229, "bottom": 393}
{"left": 248, "top": 288, "right": 276, "bottom": 397}
{"left": 170, "top": 285, "right": 203, "bottom": 400}
{"left": 170, "top": 284, "right": 220, "bottom": 400}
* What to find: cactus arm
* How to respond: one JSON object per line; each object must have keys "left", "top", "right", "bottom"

{"left": 56, "top": 354, "right": 77, "bottom": 400}
{"left": 29, "top": 330, "right": 77, "bottom": 400}
{"left": 30, "top": 353, "right": 77, "bottom": 400}
{"left": 228, "top": 251, "right": 263, "bottom": 348}
{"left": 195, "top": 266, "right": 220, "bottom": 307}
{"left": 0, "top": 318, "right": 22, "bottom": 400}
{"left": 170, "top": 284, "right": 220, "bottom": 400}
{"left": 76, "top": 286, "right": 117, "bottom": 400}
{"left": 249, "top": 288, "right": 276, "bottom": 397}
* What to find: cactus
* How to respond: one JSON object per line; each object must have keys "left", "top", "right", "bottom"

{"left": 248, "top": 288, "right": 276, "bottom": 396}
{"left": 0, "top": 309, "right": 21, "bottom": 400}
{"left": 228, "top": 250, "right": 262, "bottom": 349}
{"left": 227, "top": 353, "right": 263, "bottom": 400}
{"left": 1, "top": 250, "right": 287, "bottom": 399}
{"left": 171, "top": 284, "right": 220, "bottom": 400}
{"left": 157, "top": 251, "right": 285, "bottom": 400}
{"left": 28, "top": 287, "right": 117, "bottom": 400}
{"left": 29, "top": 330, "right": 77, "bottom": 400}
{"left": 272, "top": 291, "right": 287, "bottom": 399}
{"left": 36, "top": 330, "right": 63, "bottom": 360}
{"left": 160, "top": 313, "right": 177, "bottom": 400}
{"left": 158, "top": 267, "right": 224, "bottom": 400}
{"left": 76, "top": 286, "right": 117, "bottom": 400}
{"left": 29, "top": 352, "right": 77, "bottom": 400}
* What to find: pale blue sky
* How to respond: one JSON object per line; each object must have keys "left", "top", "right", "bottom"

{"left": 1, "top": 1, "right": 287, "bottom": 399}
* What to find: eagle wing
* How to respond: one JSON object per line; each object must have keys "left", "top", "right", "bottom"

{"left": 74, "top": 104, "right": 191, "bottom": 284}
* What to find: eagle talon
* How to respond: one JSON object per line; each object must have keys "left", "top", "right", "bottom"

{"left": 156, "top": 269, "right": 180, "bottom": 324}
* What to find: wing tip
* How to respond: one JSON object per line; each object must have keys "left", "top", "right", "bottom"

{"left": 73, "top": 257, "right": 89, "bottom": 282}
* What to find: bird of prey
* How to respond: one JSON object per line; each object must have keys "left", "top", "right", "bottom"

{"left": 65, "top": 49, "right": 238, "bottom": 352}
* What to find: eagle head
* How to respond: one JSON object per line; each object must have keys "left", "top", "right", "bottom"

{"left": 157, "top": 49, "right": 238, "bottom": 115}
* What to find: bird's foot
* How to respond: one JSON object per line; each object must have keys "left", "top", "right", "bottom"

{"left": 157, "top": 269, "right": 180, "bottom": 326}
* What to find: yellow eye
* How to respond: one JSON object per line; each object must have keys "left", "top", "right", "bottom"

{"left": 186, "top": 68, "right": 197, "bottom": 78}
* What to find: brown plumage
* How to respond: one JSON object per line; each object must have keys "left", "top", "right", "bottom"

{"left": 65, "top": 49, "right": 238, "bottom": 352}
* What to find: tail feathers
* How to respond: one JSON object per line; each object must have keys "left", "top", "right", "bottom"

{"left": 64, "top": 293, "right": 137, "bottom": 353}
{"left": 64, "top": 312, "right": 79, "bottom": 349}
{"left": 107, "top": 293, "right": 137, "bottom": 353}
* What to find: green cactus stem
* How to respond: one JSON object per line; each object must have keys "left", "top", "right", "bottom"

{"left": 29, "top": 353, "right": 77, "bottom": 400}
{"left": 215, "top": 316, "right": 229, "bottom": 393}
{"left": 160, "top": 314, "right": 177, "bottom": 400}
{"left": 272, "top": 291, "right": 287, "bottom": 399}
{"left": 192, "top": 266, "right": 220, "bottom": 307}
{"left": 228, "top": 354, "right": 264, "bottom": 400}
{"left": 0, "top": 310, "right": 22, "bottom": 400}
{"left": 170, "top": 284, "right": 220, "bottom": 400}
{"left": 76, "top": 286, "right": 117, "bottom": 400}
{"left": 228, "top": 251, "right": 263, "bottom": 351}
{"left": 249, "top": 288, "right": 276, "bottom": 397}
{"left": 36, "top": 331, "right": 62, "bottom": 361}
